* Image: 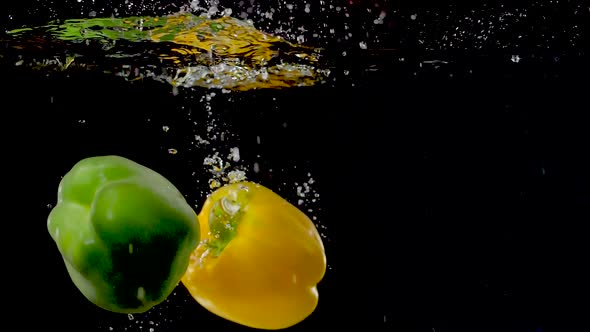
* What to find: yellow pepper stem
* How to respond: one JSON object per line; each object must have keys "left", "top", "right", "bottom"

{"left": 206, "top": 184, "right": 250, "bottom": 257}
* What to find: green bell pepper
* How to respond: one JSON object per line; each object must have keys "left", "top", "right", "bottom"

{"left": 47, "top": 155, "right": 200, "bottom": 313}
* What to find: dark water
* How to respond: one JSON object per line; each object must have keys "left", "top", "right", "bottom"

{"left": 2, "top": 1, "right": 590, "bottom": 331}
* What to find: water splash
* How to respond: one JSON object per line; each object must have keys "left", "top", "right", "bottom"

{"left": 2, "top": 12, "right": 329, "bottom": 90}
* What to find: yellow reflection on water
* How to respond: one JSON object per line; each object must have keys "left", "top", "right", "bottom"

{"left": 6, "top": 12, "right": 328, "bottom": 91}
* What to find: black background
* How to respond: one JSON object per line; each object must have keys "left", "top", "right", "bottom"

{"left": 2, "top": 1, "right": 590, "bottom": 331}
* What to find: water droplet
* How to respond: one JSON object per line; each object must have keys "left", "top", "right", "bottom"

{"left": 168, "top": 148, "right": 178, "bottom": 155}
{"left": 137, "top": 287, "right": 145, "bottom": 301}
{"left": 128, "top": 314, "right": 134, "bottom": 320}
{"left": 511, "top": 55, "right": 521, "bottom": 63}
{"left": 221, "top": 195, "right": 241, "bottom": 216}
{"left": 227, "top": 170, "right": 247, "bottom": 183}
{"left": 228, "top": 147, "right": 240, "bottom": 162}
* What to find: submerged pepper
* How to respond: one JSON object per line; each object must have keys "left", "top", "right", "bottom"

{"left": 181, "top": 181, "right": 326, "bottom": 330}
{"left": 47, "top": 156, "right": 200, "bottom": 313}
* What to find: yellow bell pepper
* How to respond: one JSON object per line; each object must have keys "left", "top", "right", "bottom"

{"left": 181, "top": 181, "right": 326, "bottom": 330}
